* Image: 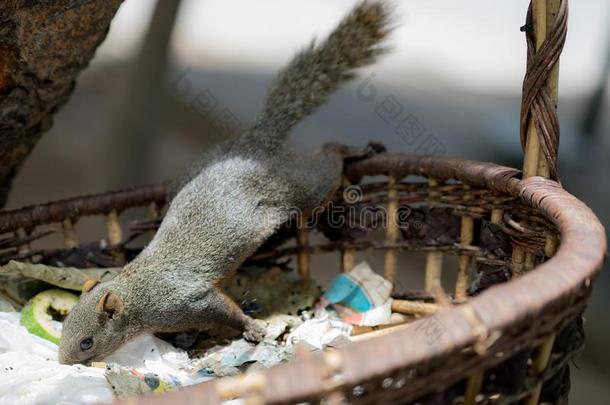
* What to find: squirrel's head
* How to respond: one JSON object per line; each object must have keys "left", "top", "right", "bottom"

{"left": 58, "top": 279, "right": 134, "bottom": 365}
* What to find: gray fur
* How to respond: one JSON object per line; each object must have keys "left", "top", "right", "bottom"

{"left": 59, "top": 1, "right": 391, "bottom": 365}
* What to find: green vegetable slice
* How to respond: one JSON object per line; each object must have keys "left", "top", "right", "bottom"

{"left": 20, "top": 289, "right": 78, "bottom": 344}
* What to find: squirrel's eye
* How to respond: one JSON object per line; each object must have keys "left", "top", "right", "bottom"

{"left": 79, "top": 338, "right": 94, "bottom": 351}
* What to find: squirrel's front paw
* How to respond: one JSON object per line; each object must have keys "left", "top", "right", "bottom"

{"left": 243, "top": 320, "right": 266, "bottom": 343}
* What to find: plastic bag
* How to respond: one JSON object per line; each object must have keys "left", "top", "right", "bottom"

{"left": 0, "top": 312, "right": 113, "bottom": 405}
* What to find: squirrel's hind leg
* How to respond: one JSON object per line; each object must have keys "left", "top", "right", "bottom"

{"left": 290, "top": 142, "right": 386, "bottom": 211}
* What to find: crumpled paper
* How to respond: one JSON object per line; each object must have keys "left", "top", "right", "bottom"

{"left": 320, "top": 262, "right": 394, "bottom": 327}
{"left": 193, "top": 339, "right": 296, "bottom": 377}
{"left": 322, "top": 261, "right": 392, "bottom": 312}
{"left": 286, "top": 312, "right": 352, "bottom": 350}
{"left": 190, "top": 312, "right": 353, "bottom": 377}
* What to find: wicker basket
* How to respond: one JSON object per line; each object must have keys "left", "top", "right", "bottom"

{"left": 0, "top": 155, "right": 605, "bottom": 404}
{"left": 0, "top": 0, "right": 606, "bottom": 404}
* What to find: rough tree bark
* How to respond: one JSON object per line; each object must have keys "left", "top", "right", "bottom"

{"left": 0, "top": 0, "right": 124, "bottom": 208}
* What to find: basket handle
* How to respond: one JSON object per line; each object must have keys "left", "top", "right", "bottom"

{"left": 520, "top": 0, "right": 568, "bottom": 180}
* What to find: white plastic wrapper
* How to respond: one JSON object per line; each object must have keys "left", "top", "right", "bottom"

{"left": 103, "top": 331, "right": 196, "bottom": 381}
{"left": 0, "top": 312, "right": 212, "bottom": 404}
{"left": 286, "top": 312, "right": 352, "bottom": 350}
{"left": 0, "top": 312, "right": 112, "bottom": 405}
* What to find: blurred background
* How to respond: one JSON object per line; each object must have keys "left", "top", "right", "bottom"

{"left": 4, "top": 0, "right": 609, "bottom": 402}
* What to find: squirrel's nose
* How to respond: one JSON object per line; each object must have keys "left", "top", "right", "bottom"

{"left": 58, "top": 352, "right": 70, "bottom": 365}
{"left": 58, "top": 353, "right": 71, "bottom": 364}
{"left": 58, "top": 347, "right": 95, "bottom": 365}
{"left": 57, "top": 348, "right": 77, "bottom": 365}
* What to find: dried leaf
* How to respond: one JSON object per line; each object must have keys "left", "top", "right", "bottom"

{"left": 0, "top": 260, "right": 120, "bottom": 291}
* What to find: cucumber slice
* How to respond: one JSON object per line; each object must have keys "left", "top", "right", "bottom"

{"left": 20, "top": 289, "right": 78, "bottom": 345}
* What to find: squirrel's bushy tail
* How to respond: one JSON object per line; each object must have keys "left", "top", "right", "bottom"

{"left": 252, "top": 1, "right": 391, "bottom": 139}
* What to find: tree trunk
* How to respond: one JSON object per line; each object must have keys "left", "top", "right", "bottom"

{"left": 106, "top": 0, "right": 182, "bottom": 189}
{"left": 0, "top": 0, "right": 124, "bottom": 208}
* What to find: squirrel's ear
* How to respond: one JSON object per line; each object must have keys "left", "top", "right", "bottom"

{"left": 82, "top": 279, "right": 100, "bottom": 293}
{"left": 95, "top": 291, "right": 125, "bottom": 319}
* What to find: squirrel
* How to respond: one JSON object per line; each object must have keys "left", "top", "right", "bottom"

{"left": 58, "top": 1, "right": 391, "bottom": 365}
